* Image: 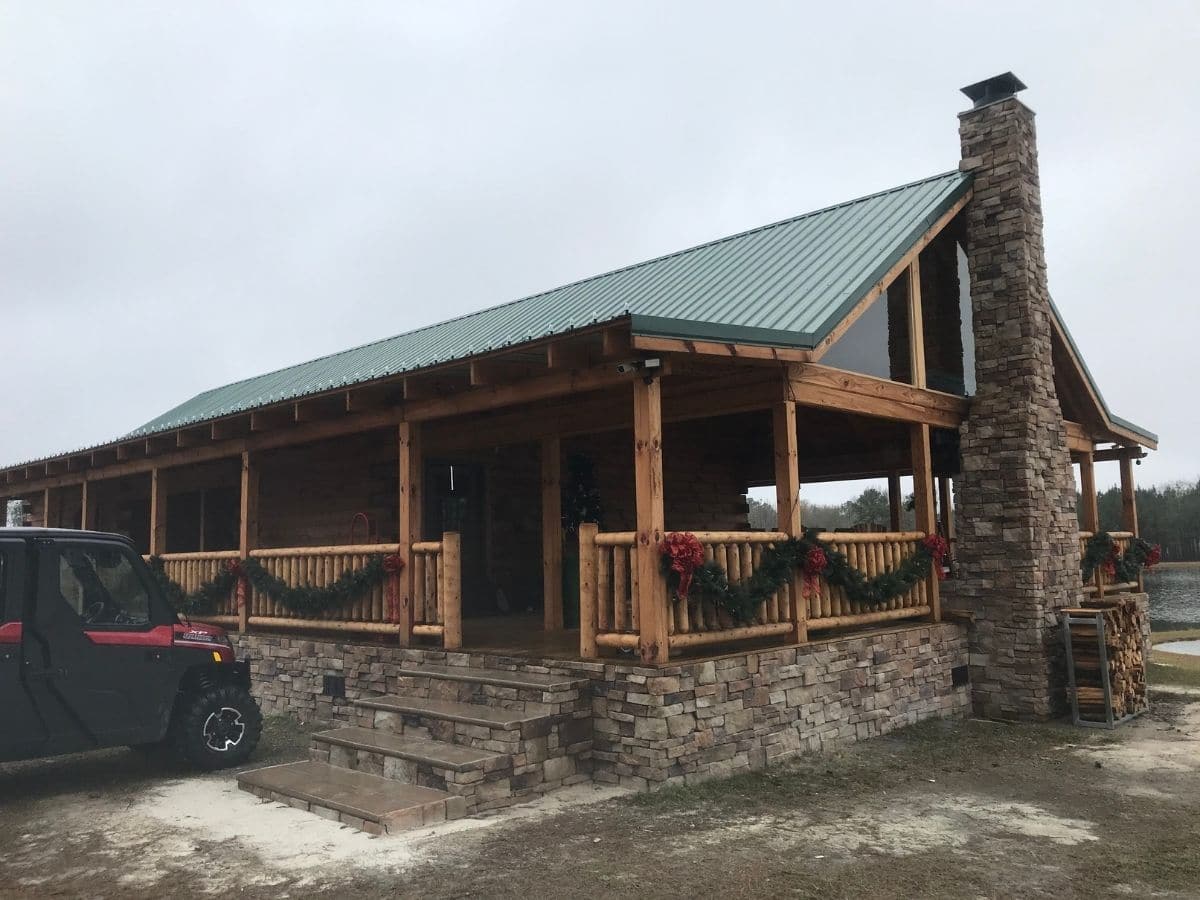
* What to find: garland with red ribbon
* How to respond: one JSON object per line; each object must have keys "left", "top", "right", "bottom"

{"left": 149, "top": 553, "right": 403, "bottom": 619}
{"left": 1081, "top": 532, "right": 1161, "bottom": 584}
{"left": 659, "top": 528, "right": 948, "bottom": 625}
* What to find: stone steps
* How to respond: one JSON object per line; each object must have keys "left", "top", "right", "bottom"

{"left": 313, "top": 725, "right": 510, "bottom": 772}
{"left": 237, "top": 760, "right": 465, "bottom": 835}
{"left": 242, "top": 657, "right": 597, "bottom": 829}
{"left": 390, "top": 663, "right": 589, "bottom": 712}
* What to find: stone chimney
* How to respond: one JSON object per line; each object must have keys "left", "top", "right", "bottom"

{"left": 954, "top": 74, "right": 1084, "bottom": 720}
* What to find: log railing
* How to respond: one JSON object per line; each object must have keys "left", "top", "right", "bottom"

{"left": 1079, "top": 531, "right": 1139, "bottom": 597}
{"left": 154, "top": 533, "right": 461, "bottom": 647}
{"left": 580, "top": 527, "right": 935, "bottom": 658}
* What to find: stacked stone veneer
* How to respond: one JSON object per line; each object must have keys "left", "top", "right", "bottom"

{"left": 954, "top": 92, "right": 1084, "bottom": 720}
{"left": 234, "top": 621, "right": 967, "bottom": 791}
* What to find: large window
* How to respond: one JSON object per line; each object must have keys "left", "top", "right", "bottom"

{"left": 56, "top": 545, "right": 150, "bottom": 626}
{"left": 821, "top": 270, "right": 913, "bottom": 382}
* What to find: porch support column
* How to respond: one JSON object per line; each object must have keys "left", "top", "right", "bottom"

{"left": 541, "top": 436, "right": 563, "bottom": 631}
{"left": 398, "top": 422, "right": 422, "bottom": 647}
{"left": 1078, "top": 452, "right": 1099, "bottom": 534}
{"left": 938, "top": 475, "right": 956, "bottom": 541}
{"left": 149, "top": 468, "right": 167, "bottom": 556}
{"left": 887, "top": 473, "right": 903, "bottom": 531}
{"left": 773, "top": 400, "right": 806, "bottom": 643}
{"left": 908, "top": 257, "right": 927, "bottom": 389}
{"left": 80, "top": 479, "right": 95, "bottom": 530}
{"left": 238, "top": 451, "right": 259, "bottom": 633}
{"left": 42, "top": 488, "right": 53, "bottom": 528}
{"left": 909, "top": 423, "right": 940, "bottom": 621}
{"left": 633, "top": 375, "right": 668, "bottom": 665}
{"left": 1118, "top": 454, "right": 1142, "bottom": 593}
{"left": 1119, "top": 455, "right": 1138, "bottom": 536}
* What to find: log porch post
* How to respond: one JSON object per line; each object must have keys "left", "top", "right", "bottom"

{"left": 909, "top": 423, "right": 940, "bottom": 621}
{"left": 398, "top": 421, "right": 422, "bottom": 647}
{"left": 1078, "top": 451, "right": 1099, "bottom": 534}
{"left": 887, "top": 473, "right": 903, "bottom": 532}
{"left": 541, "top": 436, "right": 564, "bottom": 631}
{"left": 1119, "top": 454, "right": 1142, "bottom": 592}
{"left": 633, "top": 375, "right": 668, "bottom": 664}
{"left": 42, "top": 488, "right": 53, "bottom": 528}
{"left": 442, "top": 530, "right": 462, "bottom": 649}
{"left": 773, "top": 400, "right": 806, "bottom": 643}
{"left": 149, "top": 468, "right": 167, "bottom": 556}
{"left": 578, "top": 523, "right": 599, "bottom": 658}
{"left": 80, "top": 479, "right": 95, "bottom": 530}
{"left": 238, "top": 451, "right": 258, "bottom": 632}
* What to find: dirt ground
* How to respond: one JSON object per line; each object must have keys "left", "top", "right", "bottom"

{"left": 3, "top": 693, "right": 1200, "bottom": 900}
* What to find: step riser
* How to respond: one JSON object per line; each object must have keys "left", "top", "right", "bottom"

{"left": 310, "top": 741, "right": 540, "bottom": 814}
{"left": 390, "top": 673, "right": 581, "bottom": 714}
{"left": 343, "top": 710, "right": 594, "bottom": 812}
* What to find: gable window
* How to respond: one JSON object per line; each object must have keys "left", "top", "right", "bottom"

{"left": 821, "top": 269, "right": 913, "bottom": 383}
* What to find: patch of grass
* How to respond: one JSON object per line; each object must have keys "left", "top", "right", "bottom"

{"left": 1150, "top": 628, "right": 1200, "bottom": 645}
{"left": 1149, "top": 661, "right": 1200, "bottom": 688}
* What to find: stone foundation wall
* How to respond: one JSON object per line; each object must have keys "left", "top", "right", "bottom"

{"left": 588, "top": 622, "right": 968, "bottom": 788}
{"left": 233, "top": 621, "right": 968, "bottom": 790}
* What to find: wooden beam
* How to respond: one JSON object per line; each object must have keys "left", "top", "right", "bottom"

{"left": 250, "top": 406, "right": 294, "bottom": 432}
{"left": 212, "top": 416, "right": 251, "bottom": 441}
{"left": 149, "top": 468, "right": 167, "bottom": 555}
{"left": 907, "top": 257, "right": 926, "bottom": 389}
{"left": 44, "top": 460, "right": 64, "bottom": 477}
{"left": 293, "top": 395, "right": 343, "bottom": 424}
{"left": 541, "top": 436, "right": 563, "bottom": 632}
{"left": 42, "top": 487, "right": 53, "bottom": 527}
{"left": 1065, "top": 421, "right": 1094, "bottom": 454}
{"left": 772, "top": 400, "right": 805, "bottom": 643}
{"left": 1092, "top": 445, "right": 1146, "bottom": 463}
{"left": 1119, "top": 455, "right": 1138, "bottom": 536}
{"left": 632, "top": 376, "right": 668, "bottom": 664}
{"left": 601, "top": 327, "right": 632, "bottom": 359}
{"left": 631, "top": 335, "right": 812, "bottom": 363}
{"left": 238, "top": 451, "right": 259, "bottom": 632}
{"left": 1078, "top": 452, "right": 1099, "bottom": 534}
{"left": 888, "top": 473, "right": 903, "bottom": 531}
{"left": 788, "top": 364, "right": 967, "bottom": 429}
{"left": 812, "top": 188, "right": 972, "bottom": 361}
{"left": 469, "top": 359, "right": 541, "bottom": 387}
{"left": 938, "top": 476, "right": 956, "bottom": 545}
{"left": 397, "top": 421, "right": 422, "bottom": 647}
{"left": 545, "top": 340, "right": 590, "bottom": 370}
{"left": 176, "top": 428, "right": 208, "bottom": 449}
{"left": 909, "top": 423, "right": 940, "bottom": 621}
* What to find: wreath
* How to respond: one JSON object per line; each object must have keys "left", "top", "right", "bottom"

{"left": 1081, "top": 533, "right": 1160, "bottom": 584}
{"left": 659, "top": 529, "right": 948, "bottom": 625}
{"left": 150, "top": 553, "right": 405, "bottom": 619}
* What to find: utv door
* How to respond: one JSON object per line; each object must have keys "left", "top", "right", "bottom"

{"left": 22, "top": 538, "right": 179, "bottom": 752}
{"left": 0, "top": 538, "right": 48, "bottom": 762}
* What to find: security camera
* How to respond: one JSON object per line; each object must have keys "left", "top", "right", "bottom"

{"left": 615, "top": 357, "right": 663, "bottom": 375}
{"left": 615, "top": 361, "right": 637, "bottom": 375}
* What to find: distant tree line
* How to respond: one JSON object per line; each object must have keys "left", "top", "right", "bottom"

{"left": 747, "top": 488, "right": 916, "bottom": 533}
{"left": 1095, "top": 479, "right": 1200, "bottom": 561}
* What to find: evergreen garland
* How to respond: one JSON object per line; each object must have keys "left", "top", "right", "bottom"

{"left": 1081, "top": 532, "right": 1161, "bottom": 583}
{"left": 150, "top": 554, "right": 400, "bottom": 618}
{"left": 148, "top": 556, "right": 241, "bottom": 617}
{"left": 240, "top": 556, "right": 391, "bottom": 618}
{"left": 661, "top": 529, "right": 947, "bottom": 625}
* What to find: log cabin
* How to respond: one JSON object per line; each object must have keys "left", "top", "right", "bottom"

{"left": 0, "top": 74, "right": 1158, "bottom": 821}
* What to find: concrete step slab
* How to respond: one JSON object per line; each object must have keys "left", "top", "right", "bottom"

{"left": 356, "top": 694, "right": 552, "bottom": 731}
{"left": 237, "top": 760, "right": 464, "bottom": 835}
{"left": 399, "top": 663, "right": 590, "bottom": 693}
{"left": 313, "top": 726, "right": 509, "bottom": 772}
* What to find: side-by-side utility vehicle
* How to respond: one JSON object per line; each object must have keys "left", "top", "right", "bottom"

{"left": 0, "top": 529, "right": 261, "bottom": 769}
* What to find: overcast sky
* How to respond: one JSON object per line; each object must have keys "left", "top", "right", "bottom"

{"left": 2, "top": 1, "right": 1196, "bottom": 505}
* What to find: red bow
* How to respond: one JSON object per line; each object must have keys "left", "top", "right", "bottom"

{"left": 659, "top": 533, "right": 705, "bottom": 601}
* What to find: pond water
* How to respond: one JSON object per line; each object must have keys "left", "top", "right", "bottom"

{"left": 1145, "top": 563, "right": 1200, "bottom": 630}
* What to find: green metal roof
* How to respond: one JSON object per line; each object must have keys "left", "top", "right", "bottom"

{"left": 125, "top": 170, "right": 972, "bottom": 439}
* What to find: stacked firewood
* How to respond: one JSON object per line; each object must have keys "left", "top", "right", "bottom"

{"left": 1064, "top": 598, "right": 1148, "bottom": 722}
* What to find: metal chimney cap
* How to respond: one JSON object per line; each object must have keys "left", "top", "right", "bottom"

{"left": 961, "top": 72, "right": 1027, "bottom": 108}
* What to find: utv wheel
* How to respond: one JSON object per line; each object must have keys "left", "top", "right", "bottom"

{"left": 173, "top": 684, "right": 263, "bottom": 770}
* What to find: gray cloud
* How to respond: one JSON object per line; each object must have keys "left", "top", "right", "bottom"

{"left": 2, "top": 1, "right": 1194, "bottom": 504}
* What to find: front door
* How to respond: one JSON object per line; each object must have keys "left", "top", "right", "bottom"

{"left": 22, "top": 538, "right": 178, "bottom": 752}
{"left": 0, "top": 538, "right": 48, "bottom": 762}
